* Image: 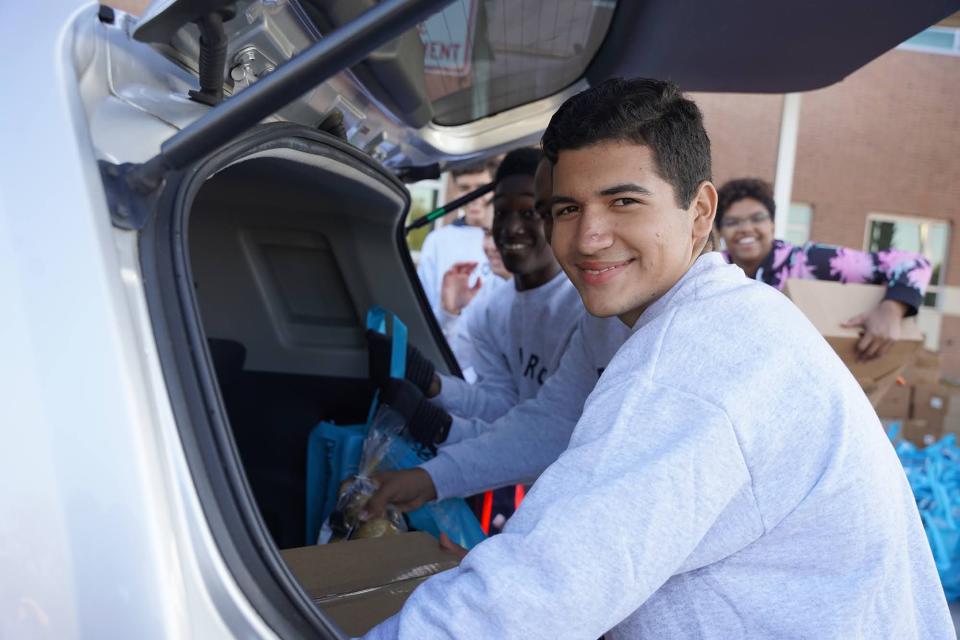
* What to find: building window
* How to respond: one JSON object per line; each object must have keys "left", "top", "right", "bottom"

{"left": 864, "top": 213, "right": 950, "bottom": 308}
{"left": 897, "top": 27, "right": 960, "bottom": 56}
{"left": 784, "top": 203, "right": 813, "bottom": 245}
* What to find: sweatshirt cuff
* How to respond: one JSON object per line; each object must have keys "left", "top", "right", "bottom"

{"left": 434, "top": 372, "right": 465, "bottom": 413}
{"left": 884, "top": 284, "right": 923, "bottom": 317}
{"left": 420, "top": 450, "right": 467, "bottom": 502}
{"left": 438, "top": 308, "right": 461, "bottom": 338}
{"left": 438, "top": 414, "right": 475, "bottom": 446}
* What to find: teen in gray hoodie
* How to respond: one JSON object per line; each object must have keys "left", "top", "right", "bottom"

{"left": 362, "top": 78, "right": 952, "bottom": 639}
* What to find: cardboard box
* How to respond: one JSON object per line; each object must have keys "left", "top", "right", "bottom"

{"left": 784, "top": 279, "right": 923, "bottom": 405}
{"left": 875, "top": 382, "right": 911, "bottom": 420}
{"left": 900, "top": 418, "right": 943, "bottom": 447}
{"left": 862, "top": 366, "right": 904, "bottom": 407}
{"left": 282, "top": 532, "right": 459, "bottom": 636}
{"left": 902, "top": 348, "right": 942, "bottom": 386}
{"left": 912, "top": 383, "right": 950, "bottom": 434}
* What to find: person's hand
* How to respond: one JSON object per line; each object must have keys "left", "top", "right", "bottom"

{"left": 438, "top": 532, "right": 468, "bottom": 560}
{"left": 842, "top": 299, "right": 908, "bottom": 361}
{"left": 441, "top": 261, "right": 482, "bottom": 315}
{"left": 360, "top": 468, "right": 438, "bottom": 521}
{"left": 366, "top": 329, "right": 436, "bottom": 394}
{"left": 381, "top": 378, "right": 452, "bottom": 451}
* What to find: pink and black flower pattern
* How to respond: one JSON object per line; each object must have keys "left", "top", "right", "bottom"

{"left": 724, "top": 239, "right": 932, "bottom": 315}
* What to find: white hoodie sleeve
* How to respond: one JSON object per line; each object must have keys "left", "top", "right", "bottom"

{"left": 420, "top": 321, "right": 600, "bottom": 499}
{"left": 363, "top": 371, "right": 756, "bottom": 640}
{"left": 433, "top": 296, "right": 518, "bottom": 422}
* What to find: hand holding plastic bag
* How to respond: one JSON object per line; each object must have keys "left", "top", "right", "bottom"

{"left": 322, "top": 406, "right": 409, "bottom": 543}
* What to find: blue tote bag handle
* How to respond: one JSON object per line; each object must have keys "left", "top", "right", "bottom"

{"left": 366, "top": 305, "right": 407, "bottom": 380}
{"left": 364, "top": 306, "right": 407, "bottom": 422}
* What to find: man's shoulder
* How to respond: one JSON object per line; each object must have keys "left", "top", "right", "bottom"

{"left": 665, "top": 274, "right": 807, "bottom": 353}
{"left": 651, "top": 270, "right": 849, "bottom": 397}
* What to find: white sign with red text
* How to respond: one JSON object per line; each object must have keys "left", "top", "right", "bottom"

{"left": 418, "top": 0, "right": 477, "bottom": 76}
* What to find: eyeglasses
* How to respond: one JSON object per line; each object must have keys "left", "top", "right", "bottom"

{"left": 720, "top": 211, "right": 771, "bottom": 229}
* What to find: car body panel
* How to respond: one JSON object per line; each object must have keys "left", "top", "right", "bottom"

{"left": 0, "top": 3, "right": 279, "bottom": 637}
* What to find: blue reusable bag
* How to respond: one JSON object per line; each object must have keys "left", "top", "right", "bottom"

{"left": 888, "top": 423, "right": 960, "bottom": 600}
{"left": 305, "top": 306, "right": 486, "bottom": 549}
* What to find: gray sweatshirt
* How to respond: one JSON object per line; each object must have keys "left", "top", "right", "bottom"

{"left": 366, "top": 253, "right": 952, "bottom": 639}
{"left": 424, "top": 309, "right": 632, "bottom": 499}
{"left": 434, "top": 272, "right": 583, "bottom": 422}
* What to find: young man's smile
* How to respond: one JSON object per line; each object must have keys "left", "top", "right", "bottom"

{"left": 576, "top": 258, "right": 636, "bottom": 285}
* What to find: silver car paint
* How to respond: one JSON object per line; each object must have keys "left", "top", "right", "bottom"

{"left": 0, "top": 2, "right": 279, "bottom": 638}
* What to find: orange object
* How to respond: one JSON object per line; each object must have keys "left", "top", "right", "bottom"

{"left": 514, "top": 485, "right": 526, "bottom": 508}
{"left": 480, "top": 491, "right": 493, "bottom": 534}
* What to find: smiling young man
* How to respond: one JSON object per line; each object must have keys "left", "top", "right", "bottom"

{"left": 432, "top": 147, "right": 586, "bottom": 529}
{"left": 364, "top": 78, "right": 950, "bottom": 639}
{"left": 427, "top": 147, "right": 582, "bottom": 424}
{"left": 368, "top": 148, "right": 597, "bottom": 451}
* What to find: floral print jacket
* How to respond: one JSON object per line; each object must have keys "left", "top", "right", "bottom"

{"left": 724, "top": 239, "right": 933, "bottom": 315}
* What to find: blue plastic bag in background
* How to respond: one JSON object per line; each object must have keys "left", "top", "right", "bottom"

{"left": 888, "top": 423, "right": 960, "bottom": 600}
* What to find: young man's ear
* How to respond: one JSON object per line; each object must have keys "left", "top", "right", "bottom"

{"left": 690, "top": 181, "right": 718, "bottom": 248}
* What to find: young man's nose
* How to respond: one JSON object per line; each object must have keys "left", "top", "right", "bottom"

{"left": 575, "top": 210, "right": 613, "bottom": 254}
{"left": 496, "top": 211, "right": 527, "bottom": 237}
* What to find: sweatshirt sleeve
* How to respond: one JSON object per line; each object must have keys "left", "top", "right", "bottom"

{"left": 444, "top": 296, "right": 482, "bottom": 378}
{"left": 800, "top": 243, "right": 932, "bottom": 315}
{"left": 437, "top": 308, "right": 461, "bottom": 341}
{"left": 363, "top": 378, "right": 757, "bottom": 640}
{"left": 433, "top": 300, "right": 518, "bottom": 423}
{"left": 421, "top": 323, "right": 599, "bottom": 500}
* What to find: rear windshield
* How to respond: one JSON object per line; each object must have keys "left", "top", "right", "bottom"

{"left": 420, "top": 0, "right": 617, "bottom": 125}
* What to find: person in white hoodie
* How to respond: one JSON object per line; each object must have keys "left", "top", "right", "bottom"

{"left": 416, "top": 161, "right": 505, "bottom": 321}
{"left": 368, "top": 148, "right": 590, "bottom": 445}
{"left": 363, "top": 78, "right": 952, "bottom": 639}
{"left": 370, "top": 147, "right": 594, "bottom": 530}
{"left": 432, "top": 148, "right": 582, "bottom": 423}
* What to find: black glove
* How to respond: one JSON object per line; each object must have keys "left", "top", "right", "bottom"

{"left": 366, "top": 329, "right": 436, "bottom": 395}
{"left": 380, "top": 378, "right": 452, "bottom": 452}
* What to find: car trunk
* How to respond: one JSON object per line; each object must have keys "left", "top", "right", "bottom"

{"left": 167, "top": 125, "right": 455, "bottom": 549}
{"left": 131, "top": 123, "right": 462, "bottom": 637}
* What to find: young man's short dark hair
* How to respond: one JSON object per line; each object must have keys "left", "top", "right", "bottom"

{"left": 715, "top": 178, "right": 776, "bottom": 228}
{"left": 494, "top": 147, "right": 542, "bottom": 183}
{"left": 540, "top": 77, "right": 711, "bottom": 209}
{"left": 451, "top": 160, "right": 491, "bottom": 179}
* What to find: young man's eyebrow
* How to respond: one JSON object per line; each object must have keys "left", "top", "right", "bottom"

{"left": 597, "top": 183, "right": 653, "bottom": 197}
{"left": 548, "top": 195, "right": 577, "bottom": 207}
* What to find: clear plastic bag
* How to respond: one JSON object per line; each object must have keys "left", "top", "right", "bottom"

{"left": 320, "top": 406, "right": 409, "bottom": 543}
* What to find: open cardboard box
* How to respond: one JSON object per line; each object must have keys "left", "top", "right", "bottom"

{"left": 784, "top": 279, "right": 923, "bottom": 405}
{"left": 875, "top": 381, "right": 911, "bottom": 421}
{"left": 282, "top": 532, "right": 460, "bottom": 636}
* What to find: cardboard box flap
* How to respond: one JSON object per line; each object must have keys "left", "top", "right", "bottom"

{"left": 282, "top": 533, "right": 460, "bottom": 636}
{"left": 784, "top": 279, "right": 923, "bottom": 383}
{"left": 282, "top": 532, "right": 459, "bottom": 598}
{"left": 826, "top": 336, "right": 917, "bottom": 381}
